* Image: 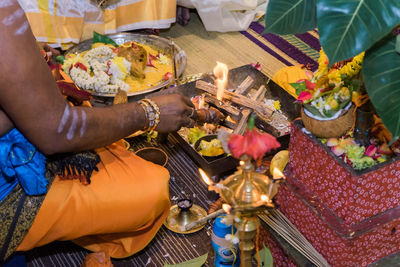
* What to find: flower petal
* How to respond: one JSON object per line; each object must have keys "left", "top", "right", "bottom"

{"left": 364, "top": 145, "right": 377, "bottom": 157}
{"left": 297, "top": 91, "right": 312, "bottom": 102}
{"left": 305, "top": 80, "right": 315, "bottom": 90}
{"left": 228, "top": 134, "right": 247, "bottom": 159}
{"left": 228, "top": 129, "right": 280, "bottom": 160}
{"left": 326, "top": 138, "right": 339, "bottom": 147}
{"left": 332, "top": 146, "right": 346, "bottom": 156}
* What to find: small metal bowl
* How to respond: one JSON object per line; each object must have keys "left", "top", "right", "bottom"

{"left": 135, "top": 147, "right": 168, "bottom": 167}
{"left": 194, "top": 134, "right": 226, "bottom": 159}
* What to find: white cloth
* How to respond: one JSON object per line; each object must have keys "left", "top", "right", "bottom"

{"left": 178, "top": 0, "right": 268, "bottom": 32}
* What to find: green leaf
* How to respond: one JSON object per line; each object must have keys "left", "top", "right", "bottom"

{"left": 303, "top": 103, "right": 323, "bottom": 117}
{"left": 254, "top": 245, "right": 273, "bottom": 267}
{"left": 248, "top": 115, "right": 255, "bottom": 131}
{"left": 56, "top": 55, "right": 65, "bottom": 64}
{"left": 264, "top": 0, "right": 317, "bottom": 34}
{"left": 164, "top": 253, "right": 208, "bottom": 267}
{"left": 289, "top": 81, "right": 306, "bottom": 96}
{"left": 396, "top": 34, "right": 400, "bottom": 54}
{"left": 363, "top": 35, "right": 400, "bottom": 138}
{"left": 317, "top": 0, "right": 400, "bottom": 65}
{"left": 93, "top": 31, "right": 118, "bottom": 47}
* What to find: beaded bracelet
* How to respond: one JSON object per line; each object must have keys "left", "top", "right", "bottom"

{"left": 139, "top": 98, "right": 160, "bottom": 132}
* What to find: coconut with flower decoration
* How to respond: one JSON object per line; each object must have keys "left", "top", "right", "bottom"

{"left": 291, "top": 49, "right": 365, "bottom": 138}
{"left": 199, "top": 117, "right": 285, "bottom": 267}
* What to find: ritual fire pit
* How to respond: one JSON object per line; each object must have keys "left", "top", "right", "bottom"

{"left": 170, "top": 64, "right": 298, "bottom": 176}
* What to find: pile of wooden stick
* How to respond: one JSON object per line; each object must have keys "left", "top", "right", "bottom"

{"left": 195, "top": 76, "right": 273, "bottom": 134}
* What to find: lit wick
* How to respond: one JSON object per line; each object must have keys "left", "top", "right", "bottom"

{"left": 199, "top": 168, "right": 237, "bottom": 205}
{"left": 261, "top": 194, "right": 270, "bottom": 203}
{"left": 222, "top": 204, "right": 232, "bottom": 214}
{"left": 199, "top": 168, "right": 213, "bottom": 186}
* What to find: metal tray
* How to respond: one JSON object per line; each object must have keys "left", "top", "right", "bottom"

{"left": 66, "top": 32, "right": 187, "bottom": 97}
{"left": 170, "top": 65, "right": 299, "bottom": 177}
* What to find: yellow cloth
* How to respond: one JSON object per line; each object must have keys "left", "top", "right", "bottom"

{"left": 19, "top": 0, "right": 177, "bottom": 48}
{"left": 272, "top": 65, "right": 309, "bottom": 98}
{"left": 17, "top": 141, "right": 170, "bottom": 258}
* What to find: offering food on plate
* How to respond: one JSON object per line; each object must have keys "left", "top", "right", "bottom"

{"left": 117, "top": 42, "right": 147, "bottom": 79}
{"left": 197, "top": 139, "right": 224, "bottom": 157}
{"left": 187, "top": 127, "right": 206, "bottom": 144}
{"left": 63, "top": 34, "right": 172, "bottom": 94}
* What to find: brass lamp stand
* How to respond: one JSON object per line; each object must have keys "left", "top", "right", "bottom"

{"left": 201, "top": 155, "right": 285, "bottom": 267}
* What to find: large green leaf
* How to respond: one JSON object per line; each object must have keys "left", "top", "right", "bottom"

{"left": 264, "top": 0, "right": 317, "bottom": 34}
{"left": 317, "top": 0, "right": 400, "bottom": 65}
{"left": 164, "top": 253, "right": 208, "bottom": 267}
{"left": 363, "top": 35, "right": 400, "bottom": 139}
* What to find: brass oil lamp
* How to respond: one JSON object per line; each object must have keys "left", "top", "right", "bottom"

{"left": 200, "top": 158, "right": 285, "bottom": 267}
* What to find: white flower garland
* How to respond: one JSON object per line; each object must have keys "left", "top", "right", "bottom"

{"left": 65, "top": 45, "right": 131, "bottom": 94}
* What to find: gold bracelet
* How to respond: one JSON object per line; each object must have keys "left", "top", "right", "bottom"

{"left": 138, "top": 98, "right": 160, "bottom": 132}
{"left": 142, "top": 99, "right": 160, "bottom": 131}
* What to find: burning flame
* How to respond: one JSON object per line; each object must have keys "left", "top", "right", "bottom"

{"left": 261, "top": 195, "right": 270, "bottom": 202}
{"left": 273, "top": 168, "right": 285, "bottom": 179}
{"left": 222, "top": 204, "right": 232, "bottom": 214}
{"left": 199, "top": 168, "right": 212, "bottom": 185}
{"left": 213, "top": 61, "right": 228, "bottom": 101}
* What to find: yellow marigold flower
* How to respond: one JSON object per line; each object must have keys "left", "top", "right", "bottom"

{"left": 337, "top": 52, "right": 365, "bottom": 79}
{"left": 315, "top": 49, "right": 329, "bottom": 78}
{"left": 328, "top": 99, "right": 339, "bottom": 109}
{"left": 273, "top": 100, "right": 281, "bottom": 110}
{"left": 341, "top": 87, "right": 350, "bottom": 97}
{"left": 352, "top": 91, "right": 360, "bottom": 102}
{"left": 328, "top": 70, "right": 341, "bottom": 83}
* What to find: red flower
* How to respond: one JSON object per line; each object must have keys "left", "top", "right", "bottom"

{"left": 305, "top": 80, "right": 315, "bottom": 90}
{"left": 228, "top": 129, "right": 280, "bottom": 160}
{"left": 297, "top": 91, "right": 312, "bottom": 102}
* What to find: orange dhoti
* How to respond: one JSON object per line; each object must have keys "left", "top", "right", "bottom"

{"left": 17, "top": 141, "right": 170, "bottom": 258}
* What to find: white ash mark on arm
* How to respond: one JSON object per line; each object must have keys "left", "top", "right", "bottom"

{"left": 14, "top": 20, "right": 29, "bottom": 35}
{"left": 80, "top": 109, "right": 87, "bottom": 137}
{"left": 2, "top": 8, "right": 23, "bottom": 26}
{"left": 0, "top": 1, "right": 14, "bottom": 8}
{"left": 57, "top": 105, "right": 70, "bottom": 133}
{"left": 67, "top": 109, "right": 79, "bottom": 140}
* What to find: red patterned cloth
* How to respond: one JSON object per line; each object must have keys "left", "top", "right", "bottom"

{"left": 275, "top": 121, "right": 400, "bottom": 266}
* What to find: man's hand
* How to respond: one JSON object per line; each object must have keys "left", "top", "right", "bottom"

{"left": 149, "top": 94, "right": 195, "bottom": 133}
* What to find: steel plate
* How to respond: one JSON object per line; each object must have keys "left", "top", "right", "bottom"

{"left": 66, "top": 32, "right": 187, "bottom": 97}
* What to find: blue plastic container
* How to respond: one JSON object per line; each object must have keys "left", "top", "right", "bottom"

{"left": 211, "top": 216, "right": 240, "bottom": 267}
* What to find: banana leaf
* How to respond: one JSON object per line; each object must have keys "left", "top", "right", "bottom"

{"left": 163, "top": 253, "right": 208, "bottom": 267}
{"left": 303, "top": 99, "right": 351, "bottom": 118}
{"left": 93, "top": 31, "right": 118, "bottom": 47}
{"left": 264, "top": 0, "right": 316, "bottom": 35}
{"left": 254, "top": 245, "right": 273, "bottom": 267}
{"left": 363, "top": 35, "right": 400, "bottom": 139}
{"left": 317, "top": 0, "right": 400, "bottom": 66}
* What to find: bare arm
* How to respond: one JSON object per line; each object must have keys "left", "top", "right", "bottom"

{"left": 0, "top": 1, "right": 194, "bottom": 155}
